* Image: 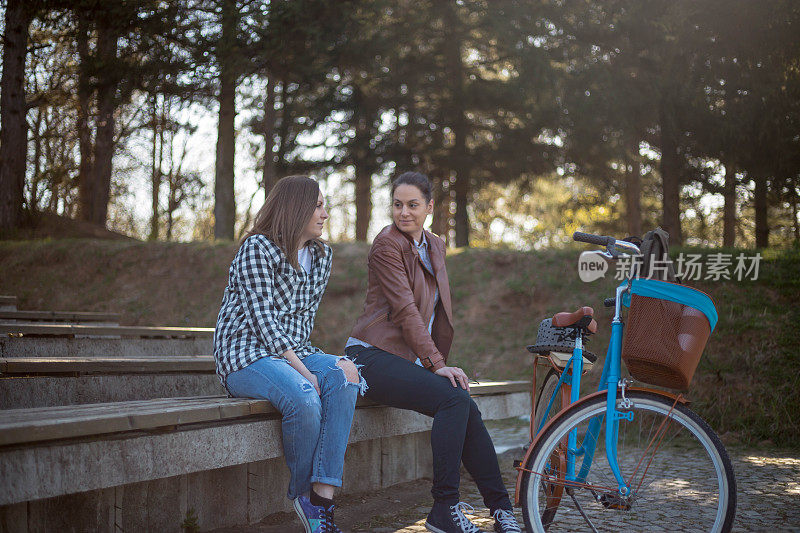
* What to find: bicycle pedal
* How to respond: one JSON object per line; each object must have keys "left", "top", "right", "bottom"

{"left": 599, "top": 493, "right": 631, "bottom": 511}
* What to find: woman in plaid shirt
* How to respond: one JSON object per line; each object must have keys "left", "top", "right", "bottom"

{"left": 214, "top": 175, "right": 364, "bottom": 533}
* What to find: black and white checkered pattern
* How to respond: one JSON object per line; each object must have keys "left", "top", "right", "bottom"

{"left": 213, "top": 234, "right": 332, "bottom": 384}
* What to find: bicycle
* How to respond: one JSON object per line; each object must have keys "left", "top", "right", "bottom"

{"left": 513, "top": 231, "right": 737, "bottom": 532}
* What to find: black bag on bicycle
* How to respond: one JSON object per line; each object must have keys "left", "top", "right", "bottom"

{"left": 634, "top": 227, "right": 680, "bottom": 282}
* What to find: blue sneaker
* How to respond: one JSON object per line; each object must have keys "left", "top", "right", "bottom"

{"left": 293, "top": 495, "right": 342, "bottom": 533}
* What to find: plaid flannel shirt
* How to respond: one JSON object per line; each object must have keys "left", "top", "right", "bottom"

{"left": 213, "top": 234, "right": 332, "bottom": 385}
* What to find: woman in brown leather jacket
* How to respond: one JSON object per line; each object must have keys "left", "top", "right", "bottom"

{"left": 345, "top": 172, "right": 521, "bottom": 533}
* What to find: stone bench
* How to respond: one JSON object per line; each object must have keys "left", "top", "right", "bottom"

{"left": 0, "top": 324, "right": 214, "bottom": 358}
{"left": 0, "top": 356, "right": 225, "bottom": 408}
{"left": 0, "top": 310, "right": 120, "bottom": 326}
{"left": 0, "top": 382, "right": 530, "bottom": 532}
{"left": 0, "top": 296, "right": 16, "bottom": 311}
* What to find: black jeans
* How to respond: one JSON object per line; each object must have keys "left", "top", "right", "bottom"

{"left": 346, "top": 345, "right": 512, "bottom": 512}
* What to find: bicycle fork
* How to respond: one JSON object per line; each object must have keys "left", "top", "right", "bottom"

{"left": 603, "top": 320, "right": 630, "bottom": 496}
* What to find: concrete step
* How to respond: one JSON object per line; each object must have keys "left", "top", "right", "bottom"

{"left": 0, "top": 296, "right": 16, "bottom": 312}
{"left": 0, "top": 381, "right": 527, "bottom": 447}
{"left": 0, "top": 324, "right": 213, "bottom": 337}
{"left": 0, "top": 382, "right": 530, "bottom": 532}
{"left": 0, "top": 355, "right": 214, "bottom": 374}
{"left": 0, "top": 325, "right": 213, "bottom": 357}
{"left": 0, "top": 357, "right": 527, "bottom": 409}
{"left": 0, "top": 310, "right": 120, "bottom": 326}
{"left": 0, "top": 356, "right": 223, "bottom": 408}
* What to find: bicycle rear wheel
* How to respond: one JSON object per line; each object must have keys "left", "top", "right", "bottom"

{"left": 520, "top": 391, "right": 736, "bottom": 532}
{"left": 531, "top": 368, "right": 565, "bottom": 528}
{"left": 533, "top": 368, "right": 562, "bottom": 436}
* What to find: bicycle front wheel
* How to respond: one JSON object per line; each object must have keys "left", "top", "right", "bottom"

{"left": 520, "top": 391, "right": 736, "bottom": 532}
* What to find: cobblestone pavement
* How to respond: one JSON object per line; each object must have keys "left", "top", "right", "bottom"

{"left": 217, "top": 446, "right": 800, "bottom": 532}
{"left": 349, "top": 447, "right": 800, "bottom": 533}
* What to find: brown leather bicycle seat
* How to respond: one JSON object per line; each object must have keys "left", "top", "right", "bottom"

{"left": 552, "top": 306, "right": 598, "bottom": 333}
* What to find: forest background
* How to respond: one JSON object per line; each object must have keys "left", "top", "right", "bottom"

{"left": 1, "top": 0, "right": 799, "bottom": 248}
{"left": 1, "top": 0, "right": 800, "bottom": 447}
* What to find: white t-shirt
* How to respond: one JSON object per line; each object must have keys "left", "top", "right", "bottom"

{"left": 298, "top": 246, "right": 312, "bottom": 273}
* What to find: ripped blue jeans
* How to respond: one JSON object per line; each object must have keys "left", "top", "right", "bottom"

{"left": 225, "top": 352, "right": 366, "bottom": 499}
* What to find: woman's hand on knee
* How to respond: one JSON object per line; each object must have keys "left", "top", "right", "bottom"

{"left": 283, "top": 350, "right": 322, "bottom": 395}
{"left": 434, "top": 366, "right": 470, "bottom": 391}
{"left": 305, "top": 373, "right": 321, "bottom": 395}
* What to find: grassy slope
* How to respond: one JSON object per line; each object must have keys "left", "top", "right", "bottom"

{"left": 1, "top": 240, "right": 797, "bottom": 447}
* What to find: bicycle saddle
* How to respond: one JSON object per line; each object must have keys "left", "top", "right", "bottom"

{"left": 526, "top": 318, "right": 598, "bottom": 363}
{"left": 552, "top": 306, "right": 598, "bottom": 333}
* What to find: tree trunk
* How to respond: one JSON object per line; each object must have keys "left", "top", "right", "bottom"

{"left": 91, "top": 21, "right": 118, "bottom": 227}
{"left": 149, "top": 97, "right": 162, "bottom": 241}
{"left": 354, "top": 163, "right": 372, "bottom": 241}
{"left": 213, "top": 2, "right": 238, "bottom": 240}
{"left": 275, "top": 80, "right": 291, "bottom": 177}
{"left": 261, "top": 75, "right": 278, "bottom": 196}
{"left": 659, "top": 99, "right": 683, "bottom": 245}
{"left": 76, "top": 15, "right": 95, "bottom": 222}
{"left": 722, "top": 163, "right": 736, "bottom": 247}
{"left": 431, "top": 173, "right": 451, "bottom": 245}
{"left": 624, "top": 156, "right": 642, "bottom": 237}
{"left": 452, "top": 167, "right": 470, "bottom": 246}
{"left": 44, "top": 111, "right": 59, "bottom": 212}
{"left": 352, "top": 92, "right": 374, "bottom": 242}
{"left": 792, "top": 189, "right": 799, "bottom": 245}
{"left": 0, "top": 0, "right": 33, "bottom": 231}
{"left": 441, "top": 2, "right": 470, "bottom": 247}
{"left": 166, "top": 183, "right": 176, "bottom": 241}
{"left": 753, "top": 175, "right": 769, "bottom": 248}
{"left": 29, "top": 106, "right": 42, "bottom": 211}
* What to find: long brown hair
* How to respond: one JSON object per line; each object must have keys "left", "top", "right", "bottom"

{"left": 244, "top": 175, "right": 323, "bottom": 269}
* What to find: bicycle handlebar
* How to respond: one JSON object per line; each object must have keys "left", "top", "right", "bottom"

{"left": 573, "top": 231, "right": 642, "bottom": 257}
{"left": 573, "top": 231, "right": 615, "bottom": 246}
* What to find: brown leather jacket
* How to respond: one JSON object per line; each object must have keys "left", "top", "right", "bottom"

{"left": 349, "top": 224, "right": 454, "bottom": 371}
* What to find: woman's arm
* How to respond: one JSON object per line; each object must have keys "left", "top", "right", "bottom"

{"left": 236, "top": 238, "right": 296, "bottom": 355}
{"left": 282, "top": 348, "right": 321, "bottom": 395}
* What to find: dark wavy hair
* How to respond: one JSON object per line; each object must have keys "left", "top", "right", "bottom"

{"left": 244, "top": 175, "right": 323, "bottom": 269}
{"left": 391, "top": 172, "right": 433, "bottom": 203}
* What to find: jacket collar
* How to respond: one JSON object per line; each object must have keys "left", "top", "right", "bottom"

{"left": 389, "top": 223, "right": 429, "bottom": 255}
{"left": 386, "top": 223, "right": 453, "bottom": 325}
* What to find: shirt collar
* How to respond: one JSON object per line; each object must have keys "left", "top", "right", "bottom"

{"left": 414, "top": 232, "right": 428, "bottom": 249}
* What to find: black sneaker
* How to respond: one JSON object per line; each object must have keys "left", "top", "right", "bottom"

{"left": 425, "top": 501, "right": 486, "bottom": 533}
{"left": 492, "top": 508, "right": 521, "bottom": 533}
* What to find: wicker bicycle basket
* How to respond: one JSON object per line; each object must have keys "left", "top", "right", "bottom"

{"left": 622, "top": 280, "right": 716, "bottom": 390}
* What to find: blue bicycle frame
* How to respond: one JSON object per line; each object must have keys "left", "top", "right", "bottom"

{"left": 536, "top": 281, "right": 634, "bottom": 495}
